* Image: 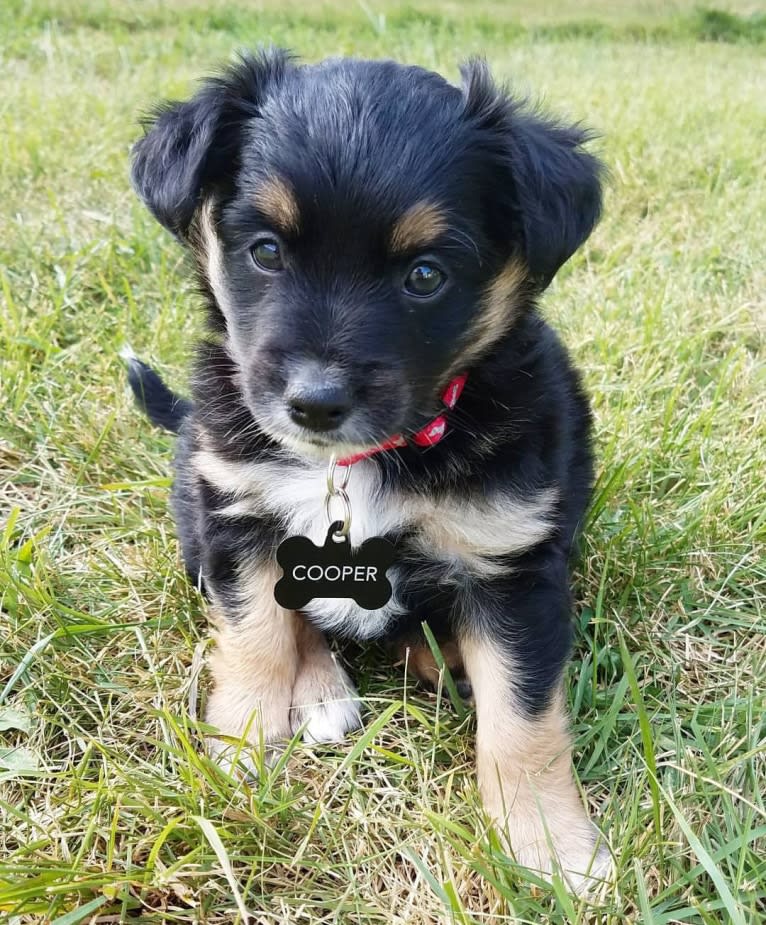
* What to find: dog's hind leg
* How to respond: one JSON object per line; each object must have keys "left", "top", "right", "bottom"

{"left": 392, "top": 635, "right": 473, "bottom": 701}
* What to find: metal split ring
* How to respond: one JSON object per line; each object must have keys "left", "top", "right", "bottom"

{"left": 326, "top": 455, "right": 351, "bottom": 495}
{"left": 324, "top": 488, "right": 351, "bottom": 540}
{"left": 325, "top": 454, "right": 352, "bottom": 540}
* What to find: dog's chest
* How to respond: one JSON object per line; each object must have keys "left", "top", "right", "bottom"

{"left": 198, "top": 451, "right": 557, "bottom": 640}
{"left": 255, "top": 460, "right": 557, "bottom": 639}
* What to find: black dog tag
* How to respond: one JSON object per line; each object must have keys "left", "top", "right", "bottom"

{"left": 275, "top": 522, "right": 395, "bottom": 611}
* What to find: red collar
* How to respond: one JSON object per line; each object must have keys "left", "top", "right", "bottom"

{"left": 338, "top": 373, "right": 468, "bottom": 466}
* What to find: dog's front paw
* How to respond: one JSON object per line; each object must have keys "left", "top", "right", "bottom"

{"left": 559, "top": 838, "right": 612, "bottom": 895}
{"left": 484, "top": 786, "right": 611, "bottom": 894}
{"left": 290, "top": 656, "right": 362, "bottom": 744}
{"left": 204, "top": 677, "right": 294, "bottom": 775}
{"left": 506, "top": 816, "right": 610, "bottom": 894}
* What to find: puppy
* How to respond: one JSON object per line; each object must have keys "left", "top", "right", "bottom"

{"left": 126, "top": 50, "right": 608, "bottom": 890}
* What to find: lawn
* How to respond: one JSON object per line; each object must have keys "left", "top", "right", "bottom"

{"left": 1, "top": 0, "right": 765, "bottom": 921}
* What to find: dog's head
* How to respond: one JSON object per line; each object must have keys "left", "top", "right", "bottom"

{"left": 132, "top": 50, "right": 603, "bottom": 457}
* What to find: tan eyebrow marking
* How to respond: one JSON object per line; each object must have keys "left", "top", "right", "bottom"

{"left": 389, "top": 201, "right": 449, "bottom": 254}
{"left": 253, "top": 177, "right": 301, "bottom": 235}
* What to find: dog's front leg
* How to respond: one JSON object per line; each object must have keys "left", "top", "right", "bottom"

{"left": 289, "top": 619, "right": 362, "bottom": 743}
{"left": 459, "top": 551, "right": 610, "bottom": 892}
{"left": 205, "top": 559, "right": 297, "bottom": 758}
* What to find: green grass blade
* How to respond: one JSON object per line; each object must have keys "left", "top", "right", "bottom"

{"left": 50, "top": 896, "right": 109, "bottom": 925}
{"left": 421, "top": 620, "right": 468, "bottom": 719}
{"left": 193, "top": 816, "right": 251, "bottom": 923}
{"left": 619, "top": 634, "right": 662, "bottom": 843}
{"left": 660, "top": 788, "right": 747, "bottom": 925}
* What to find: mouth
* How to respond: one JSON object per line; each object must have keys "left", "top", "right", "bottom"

{"left": 257, "top": 415, "right": 394, "bottom": 461}
{"left": 273, "top": 431, "right": 389, "bottom": 461}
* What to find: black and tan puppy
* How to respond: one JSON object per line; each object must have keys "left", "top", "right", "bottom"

{"left": 127, "top": 49, "right": 608, "bottom": 890}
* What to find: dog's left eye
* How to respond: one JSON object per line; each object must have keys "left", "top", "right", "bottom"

{"left": 404, "top": 262, "right": 446, "bottom": 298}
{"left": 250, "top": 238, "right": 284, "bottom": 272}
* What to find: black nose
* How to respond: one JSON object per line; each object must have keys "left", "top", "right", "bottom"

{"left": 286, "top": 383, "right": 352, "bottom": 432}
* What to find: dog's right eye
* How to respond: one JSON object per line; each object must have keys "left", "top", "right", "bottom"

{"left": 250, "top": 238, "right": 284, "bottom": 272}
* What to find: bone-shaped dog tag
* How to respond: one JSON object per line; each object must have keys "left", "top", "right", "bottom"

{"left": 275, "top": 522, "right": 395, "bottom": 611}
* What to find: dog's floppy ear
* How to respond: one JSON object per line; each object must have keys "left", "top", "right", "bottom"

{"left": 131, "top": 48, "right": 292, "bottom": 239}
{"left": 462, "top": 59, "right": 604, "bottom": 290}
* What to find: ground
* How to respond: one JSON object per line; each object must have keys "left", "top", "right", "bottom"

{"left": 1, "top": 0, "right": 765, "bottom": 922}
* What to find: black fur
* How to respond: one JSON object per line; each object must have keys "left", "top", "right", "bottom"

{"left": 126, "top": 356, "right": 192, "bottom": 433}
{"left": 128, "top": 50, "right": 603, "bottom": 715}
{"left": 132, "top": 49, "right": 293, "bottom": 239}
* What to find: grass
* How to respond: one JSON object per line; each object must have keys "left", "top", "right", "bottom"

{"left": 1, "top": 0, "right": 765, "bottom": 921}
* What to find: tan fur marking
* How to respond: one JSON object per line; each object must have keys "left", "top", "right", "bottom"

{"left": 193, "top": 201, "right": 251, "bottom": 372}
{"left": 188, "top": 202, "right": 209, "bottom": 262}
{"left": 396, "top": 638, "right": 464, "bottom": 688}
{"left": 195, "top": 199, "right": 219, "bottom": 282}
{"left": 390, "top": 201, "right": 448, "bottom": 254}
{"left": 450, "top": 259, "right": 527, "bottom": 372}
{"left": 461, "top": 635, "right": 609, "bottom": 891}
{"left": 415, "top": 488, "right": 558, "bottom": 576}
{"left": 205, "top": 559, "right": 297, "bottom": 745}
{"left": 254, "top": 177, "right": 300, "bottom": 235}
{"left": 192, "top": 188, "right": 298, "bottom": 383}
{"left": 192, "top": 446, "right": 259, "bottom": 499}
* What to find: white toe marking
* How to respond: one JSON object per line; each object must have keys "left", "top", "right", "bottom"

{"left": 290, "top": 657, "right": 363, "bottom": 745}
{"left": 299, "top": 695, "right": 363, "bottom": 744}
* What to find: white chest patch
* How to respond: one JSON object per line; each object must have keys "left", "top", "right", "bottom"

{"left": 193, "top": 449, "right": 558, "bottom": 639}
{"left": 262, "top": 460, "right": 407, "bottom": 638}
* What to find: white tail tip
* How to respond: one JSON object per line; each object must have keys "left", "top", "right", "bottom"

{"left": 119, "top": 343, "right": 138, "bottom": 363}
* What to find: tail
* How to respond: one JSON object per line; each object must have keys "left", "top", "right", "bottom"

{"left": 121, "top": 346, "right": 192, "bottom": 434}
